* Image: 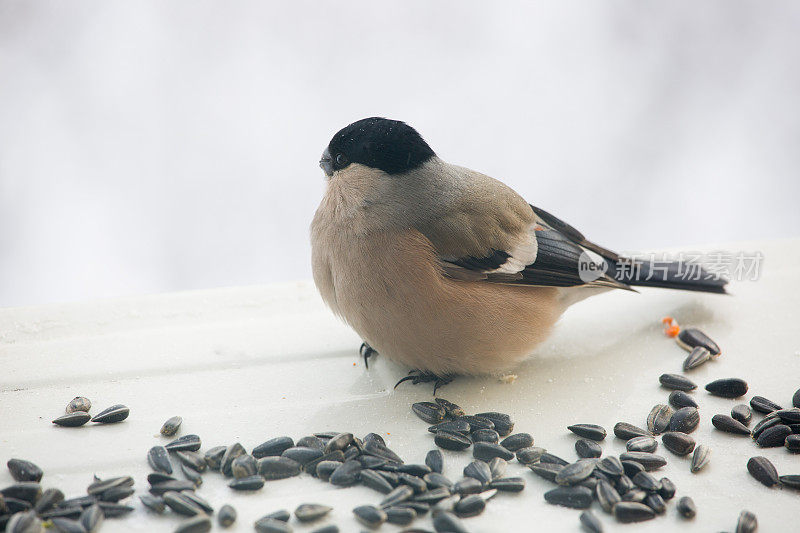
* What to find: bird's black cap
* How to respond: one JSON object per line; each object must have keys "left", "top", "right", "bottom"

{"left": 323, "top": 117, "right": 435, "bottom": 176}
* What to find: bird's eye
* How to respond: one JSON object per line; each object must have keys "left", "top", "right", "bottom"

{"left": 335, "top": 153, "right": 348, "bottom": 167}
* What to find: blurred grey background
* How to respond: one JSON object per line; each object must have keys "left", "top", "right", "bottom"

{"left": 1, "top": 1, "right": 799, "bottom": 307}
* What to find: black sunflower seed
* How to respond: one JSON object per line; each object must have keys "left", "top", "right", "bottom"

{"left": 7, "top": 459, "right": 43, "bottom": 483}
{"left": 516, "top": 446, "right": 546, "bottom": 464}
{"left": 473, "top": 442, "right": 514, "bottom": 462}
{"left": 677, "top": 496, "right": 696, "bottom": 518}
{"left": 254, "top": 517, "right": 291, "bottom": 533}
{"left": 34, "top": 487, "right": 64, "bottom": 513}
{"left": 500, "top": 432, "right": 533, "bottom": 451}
{"left": 203, "top": 446, "right": 226, "bottom": 470}
{"left": 632, "top": 471, "right": 661, "bottom": 492}
{"left": 281, "top": 446, "right": 322, "bottom": 466}
{"left": 658, "top": 477, "right": 676, "bottom": 500}
{"left": 731, "top": 404, "right": 752, "bottom": 425}
{"left": 690, "top": 445, "right": 711, "bottom": 473}
{"left": 487, "top": 457, "right": 507, "bottom": 479}
{"left": 218, "top": 504, "right": 236, "bottom": 527}
{"left": 747, "top": 456, "right": 778, "bottom": 486}
{"left": 324, "top": 432, "right": 354, "bottom": 454}
{"left": 359, "top": 468, "right": 391, "bottom": 493}
{"left": 294, "top": 503, "right": 332, "bottom": 522}
{"left": 626, "top": 436, "right": 658, "bottom": 453}
{"left": 567, "top": 424, "right": 607, "bottom": 441}
{"left": 779, "top": 474, "right": 800, "bottom": 489}
{"left": 296, "top": 435, "right": 325, "bottom": 450}
{"left": 668, "top": 390, "right": 698, "bottom": 409}
{"left": 575, "top": 439, "right": 602, "bottom": 458}
{"left": 580, "top": 510, "right": 603, "bottom": 533}
{"left": 614, "top": 422, "right": 652, "bottom": 440}
{"left": 713, "top": 414, "right": 751, "bottom": 435}
{"left": 540, "top": 452, "right": 569, "bottom": 465}
{"left": 647, "top": 404, "right": 674, "bottom": 435}
{"left": 622, "top": 461, "right": 645, "bottom": 478}
{"left": 139, "top": 494, "right": 165, "bottom": 514}
{"left": 676, "top": 327, "right": 721, "bottom": 356}
{"left": 228, "top": 475, "right": 264, "bottom": 491}
{"left": 165, "top": 434, "right": 202, "bottom": 453}
{"left": 329, "top": 460, "right": 362, "bottom": 487}
{"left": 595, "top": 479, "right": 620, "bottom": 513}
{"left": 52, "top": 412, "right": 91, "bottom": 427}
{"left": 432, "top": 511, "right": 468, "bottom": 533}
{"left": 147, "top": 446, "right": 172, "bottom": 474}
{"left": 596, "top": 456, "right": 624, "bottom": 477}
{"left": 661, "top": 431, "right": 696, "bottom": 456}
{"left": 164, "top": 491, "right": 204, "bottom": 516}
{"left": 177, "top": 451, "right": 207, "bottom": 473}
{"left": 428, "top": 419, "right": 471, "bottom": 435}
{"left": 424, "top": 472, "right": 453, "bottom": 490}
{"left": 252, "top": 437, "right": 294, "bottom": 459}
{"left": 353, "top": 504, "right": 387, "bottom": 527}
{"left": 453, "top": 477, "right": 483, "bottom": 495}
{"left": 489, "top": 476, "right": 525, "bottom": 492}
{"left": 453, "top": 493, "right": 485, "bottom": 518}
{"left": 463, "top": 460, "right": 492, "bottom": 485}
{"left": 257, "top": 457, "right": 301, "bottom": 480}
{"left": 470, "top": 428, "right": 500, "bottom": 444}
{"left": 618, "top": 452, "right": 666, "bottom": 471}
{"left": 385, "top": 506, "right": 416, "bottom": 525}
{"left": 750, "top": 396, "right": 782, "bottom": 414}
{"left": 425, "top": 449, "right": 444, "bottom": 473}
{"left": 79, "top": 504, "right": 104, "bottom": 532}
{"left": 659, "top": 374, "right": 697, "bottom": 391}
{"left": 459, "top": 415, "right": 495, "bottom": 431}
{"left": 434, "top": 430, "right": 472, "bottom": 451}
{"left": 555, "top": 459, "right": 596, "bottom": 486}
{"left": 736, "top": 510, "right": 758, "bottom": 533}
{"left": 159, "top": 416, "right": 182, "bottom": 437}
{"left": 544, "top": 485, "right": 593, "bottom": 508}
{"left": 380, "top": 485, "right": 414, "bottom": 507}
{"left": 412, "top": 402, "right": 446, "bottom": 424}
{"left": 90, "top": 404, "right": 129, "bottom": 424}
{"left": 751, "top": 414, "right": 780, "bottom": 439}
{"left": 794, "top": 388, "right": 800, "bottom": 409}
{"left": 776, "top": 408, "right": 800, "bottom": 424}
{"left": 705, "top": 378, "right": 748, "bottom": 398}
{"left": 645, "top": 493, "right": 666, "bottom": 514}
{"left": 175, "top": 515, "right": 212, "bottom": 533}
{"left": 529, "top": 462, "right": 564, "bottom": 482}
{"left": 147, "top": 472, "right": 175, "bottom": 485}
{"left": 669, "top": 407, "right": 699, "bottom": 433}
{"left": 1, "top": 482, "right": 42, "bottom": 504}
{"left": 756, "top": 424, "right": 791, "bottom": 447}
{"left": 475, "top": 412, "right": 514, "bottom": 436}
{"left": 786, "top": 434, "right": 800, "bottom": 453}
{"left": 435, "top": 398, "right": 465, "bottom": 418}
{"left": 263, "top": 509, "right": 290, "bottom": 522}
{"left": 613, "top": 501, "right": 656, "bottom": 523}
{"left": 621, "top": 489, "right": 646, "bottom": 502}
{"left": 148, "top": 479, "right": 194, "bottom": 495}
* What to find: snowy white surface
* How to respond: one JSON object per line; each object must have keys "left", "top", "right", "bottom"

{"left": 1, "top": 239, "right": 799, "bottom": 532}
{"left": 2, "top": 1, "right": 800, "bottom": 306}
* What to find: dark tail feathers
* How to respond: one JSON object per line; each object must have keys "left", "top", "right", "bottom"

{"left": 606, "top": 258, "right": 728, "bottom": 294}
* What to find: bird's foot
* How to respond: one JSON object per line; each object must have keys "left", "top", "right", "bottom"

{"left": 359, "top": 342, "right": 379, "bottom": 369}
{"left": 394, "top": 370, "right": 454, "bottom": 395}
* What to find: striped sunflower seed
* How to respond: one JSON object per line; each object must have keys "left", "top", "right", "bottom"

{"left": 90, "top": 404, "right": 129, "bottom": 424}
{"left": 676, "top": 327, "right": 721, "bottom": 356}
{"left": 567, "top": 424, "right": 606, "bottom": 441}
{"left": 160, "top": 416, "right": 182, "bottom": 437}
{"left": 412, "top": 402, "right": 446, "bottom": 424}
{"left": 500, "top": 433, "right": 533, "bottom": 451}
{"left": 626, "top": 436, "right": 658, "bottom": 453}
{"left": 661, "top": 432, "right": 695, "bottom": 456}
{"left": 614, "top": 422, "right": 652, "bottom": 440}
{"left": 683, "top": 346, "right": 711, "bottom": 371}
{"left": 690, "top": 444, "right": 711, "bottom": 473}
{"left": 165, "top": 434, "right": 202, "bottom": 453}
{"left": 580, "top": 510, "right": 603, "bottom": 533}
{"left": 575, "top": 439, "right": 602, "bottom": 458}
{"left": 756, "top": 424, "right": 791, "bottom": 447}
{"left": 669, "top": 407, "right": 699, "bottom": 433}
{"left": 647, "top": 404, "right": 674, "bottom": 435}
{"left": 66, "top": 396, "right": 92, "bottom": 414}
{"left": 555, "top": 459, "right": 596, "bottom": 486}
{"left": 736, "top": 510, "right": 758, "bottom": 533}
{"left": 750, "top": 396, "right": 782, "bottom": 414}
{"left": 659, "top": 374, "right": 697, "bottom": 391}
{"left": 613, "top": 501, "right": 655, "bottom": 523}
{"left": 668, "top": 390, "right": 698, "bottom": 409}
{"left": 595, "top": 479, "right": 620, "bottom": 513}
{"left": 619, "top": 452, "right": 666, "bottom": 471}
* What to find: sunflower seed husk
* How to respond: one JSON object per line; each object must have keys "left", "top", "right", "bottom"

{"left": 353, "top": 504, "right": 387, "bottom": 527}
{"left": 380, "top": 485, "right": 414, "bottom": 507}
{"left": 486, "top": 457, "right": 506, "bottom": 480}
{"left": 786, "top": 434, "right": 800, "bottom": 452}
{"left": 626, "top": 436, "right": 658, "bottom": 453}
{"left": 6, "top": 459, "right": 43, "bottom": 483}
{"left": 412, "top": 402, "right": 446, "bottom": 424}
{"left": 705, "top": 378, "right": 748, "bottom": 398}
{"left": 631, "top": 472, "right": 661, "bottom": 493}
{"left": 163, "top": 491, "right": 203, "bottom": 516}
{"left": 751, "top": 415, "right": 781, "bottom": 439}
{"left": 256, "top": 457, "right": 301, "bottom": 480}
{"left": 6, "top": 512, "right": 42, "bottom": 533}
{"left": 425, "top": 449, "right": 443, "bottom": 473}
{"left": 748, "top": 396, "right": 782, "bottom": 415}
{"left": 158, "top": 416, "right": 182, "bottom": 437}
{"left": 676, "top": 327, "right": 721, "bottom": 356}
{"left": 432, "top": 511, "right": 468, "bottom": 533}
{"left": 149, "top": 479, "right": 195, "bottom": 495}
{"left": 622, "top": 461, "right": 645, "bottom": 479}
{"left": 619, "top": 452, "right": 666, "bottom": 471}
{"left": 736, "top": 510, "right": 758, "bottom": 533}
{"left": 595, "top": 479, "right": 620, "bottom": 513}
{"left": 528, "top": 462, "right": 564, "bottom": 482}
{"left": 776, "top": 408, "right": 800, "bottom": 424}
{"left": 682, "top": 346, "right": 711, "bottom": 371}
{"left": 361, "top": 469, "right": 394, "bottom": 493}
{"left": 79, "top": 503, "right": 104, "bottom": 532}
{"left": 228, "top": 475, "right": 264, "bottom": 491}
{"left": 90, "top": 404, "right": 129, "bottom": 424}
{"left": 488, "top": 476, "right": 525, "bottom": 492}
{"left": 614, "top": 422, "right": 652, "bottom": 440}
{"left": 453, "top": 477, "right": 483, "bottom": 495}
{"left": 731, "top": 404, "right": 752, "bottom": 426}
{"left": 779, "top": 474, "right": 800, "bottom": 489}
{"left": 262, "top": 509, "right": 291, "bottom": 522}
{"left": 573, "top": 439, "right": 601, "bottom": 459}
{"left": 645, "top": 492, "right": 666, "bottom": 514}
{"left": 756, "top": 424, "right": 791, "bottom": 447}
{"left": 613, "top": 501, "right": 655, "bottom": 523}
{"left": 669, "top": 407, "right": 699, "bottom": 433}
{"left": 516, "top": 446, "right": 546, "bottom": 465}
{"left": 646, "top": 404, "right": 674, "bottom": 435}
{"left": 434, "top": 430, "right": 472, "bottom": 451}
{"left": 658, "top": 477, "right": 676, "bottom": 500}
{"left": 711, "top": 414, "right": 750, "bottom": 435}
{"left": 138, "top": 494, "right": 165, "bottom": 514}
{"left": 253, "top": 517, "right": 292, "bottom": 533}
{"left": 689, "top": 444, "right": 710, "bottom": 473}
{"left": 676, "top": 496, "right": 696, "bottom": 518}
{"left": 50, "top": 517, "right": 88, "bottom": 533}
{"left": 544, "top": 485, "right": 593, "bottom": 508}
{"left": 423, "top": 472, "right": 453, "bottom": 490}
{"left": 385, "top": 506, "right": 416, "bottom": 525}
{"left": 659, "top": 374, "right": 697, "bottom": 391}
{"left": 201, "top": 446, "right": 225, "bottom": 471}
{"left": 34, "top": 487, "right": 65, "bottom": 513}
{"left": 459, "top": 415, "right": 495, "bottom": 432}
{"left": 580, "top": 510, "right": 603, "bottom": 533}
{"left": 65, "top": 396, "right": 92, "bottom": 414}
{"left": 435, "top": 398, "right": 465, "bottom": 418}
{"left": 329, "top": 460, "right": 362, "bottom": 487}
{"left": 165, "top": 434, "right": 202, "bottom": 453}
{"left": 555, "top": 459, "right": 596, "bottom": 486}
{"left": 661, "top": 431, "right": 696, "bottom": 456}
{"left": 567, "top": 424, "right": 607, "bottom": 441}
{"left": 500, "top": 433, "right": 533, "bottom": 451}
{"left": 453, "top": 493, "right": 485, "bottom": 518}
{"left": 176, "top": 451, "right": 207, "bottom": 473}
{"left": 540, "top": 452, "right": 569, "bottom": 465}
{"left": 53, "top": 412, "right": 92, "bottom": 427}
{"left": 596, "top": 456, "right": 624, "bottom": 477}
{"left": 294, "top": 503, "right": 332, "bottom": 523}
{"left": 747, "top": 456, "right": 778, "bottom": 486}
{"left": 463, "top": 460, "right": 492, "bottom": 485}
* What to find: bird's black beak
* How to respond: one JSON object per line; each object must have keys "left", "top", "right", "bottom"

{"left": 319, "top": 148, "right": 334, "bottom": 177}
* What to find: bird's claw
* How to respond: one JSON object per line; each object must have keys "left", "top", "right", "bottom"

{"left": 359, "top": 342, "right": 378, "bottom": 369}
{"left": 394, "top": 370, "right": 454, "bottom": 395}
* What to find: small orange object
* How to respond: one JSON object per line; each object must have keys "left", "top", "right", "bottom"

{"left": 661, "top": 316, "right": 680, "bottom": 337}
